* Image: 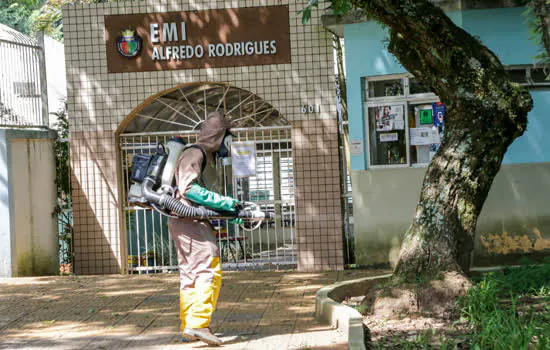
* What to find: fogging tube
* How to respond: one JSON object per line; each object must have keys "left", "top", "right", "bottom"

{"left": 142, "top": 178, "right": 273, "bottom": 220}
{"left": 162, "top": 195, "right": 222, "bottom": 218}
{"left": 142, "top": 178, "right": 222, "bottom": 219}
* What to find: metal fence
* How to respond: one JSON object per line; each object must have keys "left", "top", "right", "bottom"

{"left": 58, "top": 207, "right": 73, "bottom": 274}
{"left": 0, "top": 25, "right": 48, "bottom": 127}
{"left": 120, "top": 126, "right": 296, "bottom": 273}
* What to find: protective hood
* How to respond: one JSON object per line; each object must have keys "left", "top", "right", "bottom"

{"left": 196, "top": 111, "right": 232, "bottom": 154}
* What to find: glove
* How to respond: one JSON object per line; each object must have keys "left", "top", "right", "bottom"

{"left": 185, "top": 183, "right": 240, "bottom": 212}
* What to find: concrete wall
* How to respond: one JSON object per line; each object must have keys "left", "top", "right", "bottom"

{"left": 352, "top": 163, "right": 550, "bottom": 267}
{"left": 351, "top": 168, "right": 424, "bottom": 266}
{"left": 0, "top": 129, "right": 58, "bottom": 277}
{"left": 475, "top": 163, "right": 550, "bottom": 266}
{"left": 0, "top": 130, "right": 15, "bottom": 277}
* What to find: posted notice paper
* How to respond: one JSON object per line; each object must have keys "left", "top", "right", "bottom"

{"left": 231, "top": 141, "right": 256, "bottom": 177}
{"left": 409, "top": 128, "right": 440, "bottom": 146}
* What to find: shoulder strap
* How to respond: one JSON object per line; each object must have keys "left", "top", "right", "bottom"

{"left": 184, "top": 144, "right": 207, "bottom": 173}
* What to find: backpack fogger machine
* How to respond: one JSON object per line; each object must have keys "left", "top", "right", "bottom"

{"left": 127, "top": 137, "right": 273, "bottom": 226}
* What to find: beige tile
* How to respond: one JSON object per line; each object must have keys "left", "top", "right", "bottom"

{"left": 67, "top": 0, "right": 342, "bottom": 273}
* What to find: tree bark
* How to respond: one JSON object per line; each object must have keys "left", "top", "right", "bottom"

{"left": 529, "top": 0, "right": 550, "bottom": 60}
{"left": 350, "top": 0, "right": 533, "bottom": 278}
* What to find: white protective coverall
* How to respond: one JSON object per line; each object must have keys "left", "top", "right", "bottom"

{"left": 168, "top": 111, "right": 232, "bottom": 330}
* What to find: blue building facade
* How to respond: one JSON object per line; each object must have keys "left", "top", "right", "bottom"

{"left": 342, "top": 7, "right": 550, "bottom": 267}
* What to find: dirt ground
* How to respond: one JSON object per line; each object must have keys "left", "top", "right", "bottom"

{"left": 343, "top": 272, "right": 550, "bottom": 349}
{"left": 343, "top": 295, "right": 470, "bottom": 348}
{"left": 363, "top": 314, "right": 471, "bottom": 348}
{"left": 0, "top": 270, "right": 385, "bottom": 350}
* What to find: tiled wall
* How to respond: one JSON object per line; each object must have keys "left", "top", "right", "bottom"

{"left": 293, "top": 118, "right": 344, "bottom": 271}
{"left": 64, "top": 0, "right": 343, "bottom": 273}
{"left": 70, "top": 131, "right": 121, "bottom": 274}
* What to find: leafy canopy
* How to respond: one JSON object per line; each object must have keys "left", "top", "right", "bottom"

{"left": 297, "top": 0, "right": 352, "bottom": 24}
{"left": 0, "top": 0, "right": 45, "bottom": 35}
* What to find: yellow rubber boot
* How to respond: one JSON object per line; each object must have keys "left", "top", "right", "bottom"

{"left": 179, "top": 289, "right": 195, "bottom": 331}
{"left": 185, "top": 257, "right": 222, "bottom": 329}
{"left": 211, "top": 257, "right": 222, "bottom": 310}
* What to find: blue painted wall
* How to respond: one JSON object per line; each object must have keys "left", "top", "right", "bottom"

{"left": 462, "top": 8, "right": 539, "bottom": 65}
{"left": 344, "top": 22, "right": 404, "bottom": 169}
{"left": 345, "top": 7, "right": 548, "bottom": 170}
{"left": 504, "top": 90, "right": 550, "bottom": 164}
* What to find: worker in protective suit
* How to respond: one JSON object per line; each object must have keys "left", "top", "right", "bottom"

{"left": 168, "top": 111, "right": 240, "bottom": 346}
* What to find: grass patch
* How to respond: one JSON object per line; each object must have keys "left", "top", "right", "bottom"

{"left": 369, "top": 260, "right": 550, "bottom": 349}
{"left": 487, "top": 258, "right": 550, "bottom": 296}
{"left": 459, "top": 259, "right": 550, "bottom": 350}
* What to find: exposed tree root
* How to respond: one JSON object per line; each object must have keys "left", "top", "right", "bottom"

{"left": 360, "top": 272, "right": 473, "bottom": 319}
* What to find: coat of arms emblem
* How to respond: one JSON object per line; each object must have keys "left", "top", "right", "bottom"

{"left": 116, "top": 28, "right": 142, "bottom": 57}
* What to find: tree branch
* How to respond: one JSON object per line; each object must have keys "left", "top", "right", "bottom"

{"left": 529, "top": 0, "right": 550, "bottom": 61}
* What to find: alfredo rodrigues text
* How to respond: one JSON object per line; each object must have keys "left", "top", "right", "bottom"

{"left": 150, "top": 22, "right": 279, "bottom": 61}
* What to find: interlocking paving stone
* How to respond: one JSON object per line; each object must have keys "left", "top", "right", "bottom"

{"left": 0, "top": 270, "right": 389, "bottom": 349}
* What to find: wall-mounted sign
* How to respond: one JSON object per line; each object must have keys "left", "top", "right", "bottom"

{"left": 350, "top": 139, "right": 364, "bottom": 156}
{"left": 105, "top": 6, "right": 291, "bottom": 73}
{"left": 116, "top": 29, "right": 142, "bottom": 57}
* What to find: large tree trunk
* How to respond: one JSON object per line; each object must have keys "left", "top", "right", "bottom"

{"left": 350, "top": 0, "right": 533, "bottom": 279}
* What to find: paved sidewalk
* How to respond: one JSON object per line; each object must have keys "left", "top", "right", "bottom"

{"left": 0, "top": 270, "right": 388, "bottom": 349}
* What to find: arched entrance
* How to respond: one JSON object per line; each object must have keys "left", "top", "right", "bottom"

{"left": 118, "top": 83, "right": 296, "bottom": 272}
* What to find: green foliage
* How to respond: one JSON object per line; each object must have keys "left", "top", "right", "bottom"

{"left": 460, "top": 276, "right": 501, "bottom": 328}
{"left": 0, "top": 0, "right": 126, "bottom": 41}
{"left": 53, "top": 102, "right": 71, "bottom": 199}
{"left": 459, "top": 261, "right": 550, "bottom": 350}
{"left": 148, "top": 231, "right": 177, "bottom": 266}
{"left": 468, "top": 296, "right": 548, "bottom": 349}
{"left": 297, "top": 0, "right": 352, "bottom": 24}
{"left": 353, "top": 304, "right": 367, "bottom": 313}
{"left": 383, "top": 262, "right": 550, "bottom": 349}
{"left": 524, "top": 0, "right": 550, "bottom": 63}
{"left": 51, "top": 102, "right": 73, "bottom": 266}
{"left": 492, "top": 258, "right": 550, "bottom": 296}
{"left": 32, "top": 0, "right": 65, "bottom": 41}
{"left": 0, "top": 1, "right": 43, "bottom": 35}
{"left": 32, "top": 0, "right": 127, "bottom": 41}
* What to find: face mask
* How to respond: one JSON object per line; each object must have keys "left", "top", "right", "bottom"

{"left": 216, "top": 134, "right": 232, "bottom": 158}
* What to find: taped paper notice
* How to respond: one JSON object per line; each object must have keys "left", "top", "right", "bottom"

{"left": 375, "top": 105, "right": 404, "bottom": 131}
{"left": 380, "top": 133, "right": 398, "bottom": 142}
{"left": 231, "top": 141, "right": 256, "bottom": 177}
{"left": 410, "top": 128, "right": 440, "bottom": 146}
